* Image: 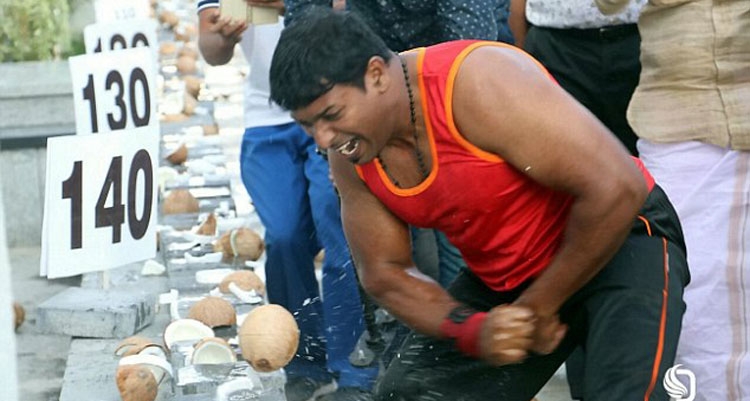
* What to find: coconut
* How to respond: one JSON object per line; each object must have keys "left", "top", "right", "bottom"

{"left": 178, "top": 44, "right": 199, "bottom": 60}
{"left": 183, "top": 75, "right": 202, "bottom": 98}
{"left": 163, "top": 318, "right": 215, "bottom": 350}
{"left": 158, "top": 10, "right": 180, "bottom": 28}
{"left": 116, "top": 364, "right": 158, "bottom": 401}
{"left": 159, "top": 41, "right": 177, "bottom": 56}
{"left": 174, "top": 23, "right": 197, "bottom": 42}
{"left": 239, "top": 304, "right": 299, "bottom": 372}
{"left": 166, "top": 143, "right": 188, "bottom": 165}
{"left": 213, "top": 228, "right": 264, "bottom": 262}
{"left": 202, "top": 124, "right": 219, "bottom": 136}
{"left": 115, "top": 336, "right": 165, "bottom": 358}
{"left": 191, "top": 337, "right": 237, "bottom": 365}
{"left": 161, "top": 113, "right": 189, "bottom": 123}
{"left": 176, "top": 56, "right": 197, "bottom": 75}
{"left": 219, "top": 270, "right": 265, "bottom": 296}
{"left": 119, "top": 354, "right": 173, "bottom": 386}
{"left": 196, "top": 213, "right": 217, "bottom": 236}
{"left": 187, "top": 296, "right": 237, "bottom": 328}
{"left": 162, "top": 189, "right": 199, "bottom": 215}
{"left": 13, "top": 302, "right": 24, "bottom": 331}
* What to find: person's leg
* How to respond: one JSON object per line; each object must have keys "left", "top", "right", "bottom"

{"left": 300, "top": 129, "right": 379, "bottom": 390}
{"left": 639, "top": 140, "right": 750, "bottom": 401}
{"left": 569, "top": 198, "right": 689, "bottom": 400}
{"left": 375, "top": 270, "right": 577, "bottom": 401}
{"left": 600, "top": 28, "right": 640, "bottom": 155}
{"left": 239, "top": 123, "right": 330, "bottom": 382}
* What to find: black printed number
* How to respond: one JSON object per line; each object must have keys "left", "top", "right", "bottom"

{"left": 93, "top": 33, "right": 150, "bottom": 53}
{"left": 61, "top": 151, "right": 153, "bottom": 249}
{"left": 81, "top": 68, "right": 150, "bottom": 133}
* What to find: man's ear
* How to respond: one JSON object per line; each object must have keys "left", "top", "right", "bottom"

{"left": 365, "top": 56, "right": 391, "bottom": 93}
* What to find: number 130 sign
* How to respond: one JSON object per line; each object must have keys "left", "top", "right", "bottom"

{"left": 41, "top": 47, "right": 159, "bottom": 278}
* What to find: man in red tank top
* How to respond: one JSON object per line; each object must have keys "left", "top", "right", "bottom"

{"left": 269, "top": 8, "right": 689, "bottom": 401}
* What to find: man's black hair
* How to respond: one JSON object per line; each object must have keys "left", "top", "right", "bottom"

{"left": 269, "top": 7, "right": 394, "bottom": 111}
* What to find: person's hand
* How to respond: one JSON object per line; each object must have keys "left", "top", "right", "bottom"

{"left": 246, "top": 0, "right": 285, "bottom": 11}
{"left": 206, "top": 8, "right": 247, "bottom": 43}
{"left": 529, "top": 313, "right": 567, "bottom": 355}
{"left": 478, "top": 304, "right": 536, "bottom": 365}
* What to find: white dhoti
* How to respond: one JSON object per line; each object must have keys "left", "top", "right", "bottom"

{"left": 639, "top": 139, "right": 750, "bottom": 401}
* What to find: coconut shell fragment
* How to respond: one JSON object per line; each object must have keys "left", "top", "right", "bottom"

{"left": 187, "top": 296, "right": 237, "bottom": 328}
{"left": 13, "top": 302, "right": 24, "bottom": 331}
{"left": 219, "top": 270, "right": 265, "bottom": 296}
{"left": 166, "top": 143, "right": 188, "bottom": 165}
{"left": 116, "top": 364, "right": 158, "bottom": 401}
{"left": 162, "top": 189, "right": 199, "bottom": 215}
{"left": 239, "top": 304, "right": 299, "bottom": 372}
{"left": 196, "top": 213, "right": 217, "bottom": 236}
{"left": 213, "top": 228, "right": 264, "bottom": 262}
{"left": 183, "top": 75, "right": 202, "bottom": 98}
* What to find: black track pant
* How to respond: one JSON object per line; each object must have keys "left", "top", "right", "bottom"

{"left": 374, "top": 186, "right": 690, "bottom": 401}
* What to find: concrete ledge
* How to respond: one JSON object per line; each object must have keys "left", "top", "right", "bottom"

{"left": 0, "top": 60, "right": 75, "bottom": 140}
{"left": 36, "top": 287, "right": 157, "bottom": 338}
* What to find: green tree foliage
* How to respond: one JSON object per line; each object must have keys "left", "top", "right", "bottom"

{"left": 0, "top": 0, "right": 71, "bottom": 61}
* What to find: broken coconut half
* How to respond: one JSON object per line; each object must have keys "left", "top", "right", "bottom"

{"left": 191, "top": 337, "right": 237, "bottom": 365}
{"left": 119, "top": 353, "right": 174, "bottom": 386}
{"left": 187, "top": 296, "right": 237, "bottom": 328}
{"left": 195, "top": 212, "right": 217, "bottom": 236}
{"left": 166, "top": 143, "right": 188, "bottom": 165}
{"left": 213, "top": 227, "right": 264, "bottom": 262}
{"left": 163, "top": 318, "right": 215, "bottom": 350}
{"left": 218, "top": 270, "right": 265, "bottom": 297}
{"left": 238, "top": 304, "right": 299, "bottom": 372}
{"left": 115, "top": 336, "right": 167, "bottom": 359}
{"left": 162, "top": 189, "right": 200, "bottom": 215}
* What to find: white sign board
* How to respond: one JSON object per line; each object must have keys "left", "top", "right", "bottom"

{"left": 41, "top": 131, "right": 159, "bottom": 278}
{"left": 83, "top": 19, "right": 159, "bottom": 63}
{"left": 41, "top": 47, "right": 160, "bottom": 278}
{"left": 68, "top": 47, "right": 157, "bottom": 135}
{"left": 94, "top": 0, "right": 151, "bottom": 23}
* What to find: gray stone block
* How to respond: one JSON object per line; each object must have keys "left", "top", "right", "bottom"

{"left": 0, "top": 61, "right": 76, "bottom": 140}
{"left": 59, "top": 339, "right": 174, "bottom": 401}
{"left": 37, "top": 287, "right": 157, "bottom": 338}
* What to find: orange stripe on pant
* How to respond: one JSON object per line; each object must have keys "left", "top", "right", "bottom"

{"left": 644, "top": 237, "right": 670, "bottom": 401}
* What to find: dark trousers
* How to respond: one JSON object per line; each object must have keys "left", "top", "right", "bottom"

{"left": 524, "top": 24, "right": 641, "bottom": 156}
{"left": 374, "top": 186, "right": 690, "bottom": 401}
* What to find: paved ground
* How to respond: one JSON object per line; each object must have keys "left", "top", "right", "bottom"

{"left": 12, "top": 246, "right": 76, "bottom": 401}
{"left": 10, "top": 244, "right": 574, "bottom": 401}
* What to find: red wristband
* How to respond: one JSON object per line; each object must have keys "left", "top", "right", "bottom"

{"left": 439, "top": 309, "right": 487, "bottom": 358}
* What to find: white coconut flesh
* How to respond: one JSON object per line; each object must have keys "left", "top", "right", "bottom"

{"left": 138, "top": 344, "right": 169, "bottom": 360}
{"left": 191, "top": 338, "right": 237, "bottom": 365}
{"left": 119, "top": 354, "right": 174, "bottom": 385}
{"left": 163, "top": 318, "right": 215, "bottom": 350}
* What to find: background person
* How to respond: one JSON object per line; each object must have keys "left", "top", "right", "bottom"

{"left": 197, "top": 2, "right": 377, "bottom": 400}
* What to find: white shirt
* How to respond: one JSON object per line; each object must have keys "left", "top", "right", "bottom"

{"left": 237, "top": 20, "right": 293, "bottom": 129}
{"left": 526, "top": 0, "right": 645, "bottom": 29}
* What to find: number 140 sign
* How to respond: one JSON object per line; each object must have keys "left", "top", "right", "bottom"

{"left": 41, "top": 47, "right": 159, "bottom": 278}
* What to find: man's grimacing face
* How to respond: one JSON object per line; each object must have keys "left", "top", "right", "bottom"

{"left": 292, "top": 82, "right": 391, "bottom": 165}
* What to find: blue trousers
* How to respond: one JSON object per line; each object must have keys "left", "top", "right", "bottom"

{"left": 240, "top": 122, "right": 377, "bottom": 388}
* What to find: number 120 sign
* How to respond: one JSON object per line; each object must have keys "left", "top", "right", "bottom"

{"left": 41, "top": 47, "right": 159, "bottom": 278}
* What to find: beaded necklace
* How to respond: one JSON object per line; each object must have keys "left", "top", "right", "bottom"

{"left": 378, "top": 55, "right": 429, "bottom": 188}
